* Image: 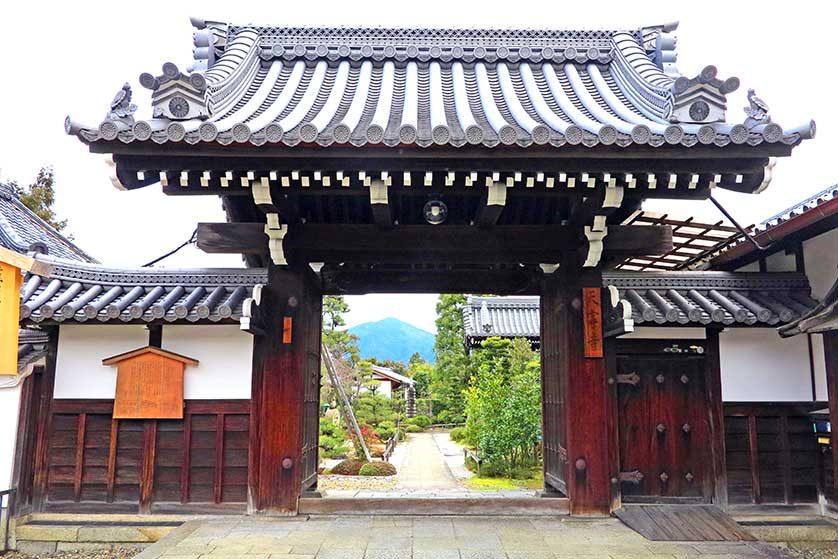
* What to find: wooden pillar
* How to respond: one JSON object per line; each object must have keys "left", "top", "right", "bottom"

{"left": 705, "top": 329, "right": 729, "bottom": 508}
{"left": 249, "top": 265, "right": 322, "bottom": 514}
{"left": 541, "top": 259, "right": 616, "bottom": 515}
{"left": 824, "top": 331, "right": 838, "bottom": 488}
{"left": 31, "top": 327, "right": 58, "bottom": 512}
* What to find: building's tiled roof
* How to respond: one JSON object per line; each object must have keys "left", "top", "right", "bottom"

{"left": 0, "top": 183, "right": 97, "bottom": 263}
{"left": 463, "top": 272, "right": 818, "bottom": 342}
{"left": 370, "top": 365, "right": 415, "bottom": 386}
{"left": 779, "top": 276, "right": 838, "bottom": 337}
{"left": 66, "top": 20, "right": 814, "bottom": 150}
{"left": 17, "top": 328, "right": 49, "bottom": 372}
{"left": 709, "top": 183, "right": 838, "bottom": 267}
{"left": 19, "top": 256, "right": 264, "bottom": 325}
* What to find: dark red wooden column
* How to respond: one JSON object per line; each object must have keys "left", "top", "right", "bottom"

{"left": 541, "top": 260, "right": 617, "bottom": 515}
{"left": 249, "top": 264, "right": 322, "bottom": 514}
{"left": 825, "top": 331, "right": 838, "bottom": 489}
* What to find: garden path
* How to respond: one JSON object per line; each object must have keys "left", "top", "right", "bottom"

{"left": 397, "top": 433, "right": 460, "bottom": 490}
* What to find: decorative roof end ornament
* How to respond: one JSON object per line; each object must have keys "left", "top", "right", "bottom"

{"left": 106, "top": 82, "right": 137, "bottom": 125}
{"left": 669, "top": 66, "right": 739, "bottom": 124}
{"left": 139, "top": 63, "right": 209, "bottom": 121}
{"left": 743, "top": 88, "right": 771, "bottom": 129}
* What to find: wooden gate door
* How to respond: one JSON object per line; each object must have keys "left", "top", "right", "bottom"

{"left": 617, "top": 349, "right": 714, "bottom": 503}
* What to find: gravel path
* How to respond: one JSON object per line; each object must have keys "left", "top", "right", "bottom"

{"left": 4, "top": 548, "right": 140, "bottom": 559}
{"left": 778, "top": 543, "right": 838, "bottom": 559}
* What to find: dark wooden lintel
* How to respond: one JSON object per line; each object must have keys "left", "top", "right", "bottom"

{"left": 197, "top": 223, "right": 673, "bottom": 264}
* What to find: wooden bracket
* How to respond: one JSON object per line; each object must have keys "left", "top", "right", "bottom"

{"left": 264, "top": 214, "right": 288, "bottom": 266}
{"left": 603, "top": 284, "right": 634, "bottom": 337}
{"left": 240, "top": 284, "right": 266, "bottom": 335}
{"left": 369, "top": 179, "right": 392, "bottom": 227}
{"left": 583, "top": 226, "right": 608, "bottom": 267}
{"left": 475, "top": 180, "right": 507, "bottom": 226}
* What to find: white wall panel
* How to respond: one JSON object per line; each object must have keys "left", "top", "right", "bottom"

{"left": 54, "top": 325, "right": 148, "bottom": 399}
{"left": 720, "top": 328, "right": 815, "bottom": 402}
{"left": 0, "top": 384, "right": 21, "bottom": 488}
{"left": 162, "top": 325, "right": 252, "bottom": 399}
{"left": 803, "top": 229, "right": 838, "bottom": 300}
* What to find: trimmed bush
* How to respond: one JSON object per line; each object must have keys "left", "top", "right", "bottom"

{"left": 405, "top": 424, "right": 423, "bottom": 433}
{"left": 412, "top": 415, "right": 432, "bottom": 428}
{"left": 358, "top": 462, "right": 397, "bottom": 476}
{"left": 450, "top": 427, "right": 467, "bottom": 443}
{"left": 330, "top": 459, "right": 368, "bottom": 476}
{"left": 374, "top": 426, "right": 395, "bottom": 441}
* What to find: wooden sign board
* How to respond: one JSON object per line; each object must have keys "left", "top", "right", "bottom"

{"left": 104, "top": 346, "right": 198, "bottom": 419}
{"left": 0, "top": 261, "right": 23, "bottom": 376}
{"left": 582, "top": 287, "right": 604, "bottom": 359}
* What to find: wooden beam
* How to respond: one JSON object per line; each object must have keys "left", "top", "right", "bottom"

{"left": 369, "top": 179, "right": 392, "bottom": 227}
{"left": 197, "top": 223, "right": 673, "bottom": 263}
{"left": 475, "top": 181, "right": 507, "bottom": 227}
{"left": 320, "top": 266, "right": 542, "bottom": 295}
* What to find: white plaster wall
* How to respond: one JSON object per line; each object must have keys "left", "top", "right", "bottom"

{"left": 803, "top": 229, "right": 838, "bottom": 300}
{"left": 0, "top": 384, "right": 21, "bottom": 489}
{"left": 623, "top": 327, "right": 706, "bottom": 340}
{"left": 162, "top": 325, "right": 252, "bottom": 399}
{"left": 360, "top": 379, "right": 393, "bottom": 398}
{"left": 735, "top": 261, "right": 761, "bottom": 272}
{"left": 811, "top": 333, "right": 828, "bottom": 401}
{"left": 719, "top": 328, "right": 821, "bottom": 402}
{"left": 764, "top": 250, "right": 797, "bottom": 273}
{"left": 54, "top": 325, "right": 149, "bottom": 399}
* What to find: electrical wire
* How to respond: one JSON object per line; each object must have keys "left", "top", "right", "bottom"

{"left": 141, "top": 228, "right": 197, "bottom": 267}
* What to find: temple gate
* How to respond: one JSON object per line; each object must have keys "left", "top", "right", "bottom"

{"left": 61, "top": 18, "right": 814, "bottom": 515}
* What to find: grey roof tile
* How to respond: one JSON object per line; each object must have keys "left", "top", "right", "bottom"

{"left": 463, "top": 272, "right": 819, "bottom": 343}
{"left": 0, "top": 184, "right": 97, "bottom": 263}
{"left": 66, "top": 21, "right": 815, "bottom": 150}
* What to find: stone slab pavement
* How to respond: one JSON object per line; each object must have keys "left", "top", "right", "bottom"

{"left": 397, "top": 433, "right": 461, "bottom": 491}
{"left": 135, "top": 515, "right": 799, "bottom": 559}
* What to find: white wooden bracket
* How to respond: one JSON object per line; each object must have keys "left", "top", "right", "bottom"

{"left": 583, "top": 225, "right": 608, "bottom": 268}
{"left": 265, "top": 213, "right": 288, "bottom": 265}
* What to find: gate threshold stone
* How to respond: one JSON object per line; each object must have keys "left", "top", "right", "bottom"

{"left": 299, "top": 496, "right": 570, "bottom": 516}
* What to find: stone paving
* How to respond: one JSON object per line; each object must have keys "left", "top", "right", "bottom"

{"left": 397, "top": 433, "right": 461, "bottom": 490}
{"left": 137, "top": 515, "right": 797, "bottom": 559}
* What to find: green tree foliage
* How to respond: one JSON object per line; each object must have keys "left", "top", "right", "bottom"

{"left": 322, "top": 295, "right": 359, "bottom": 364}
{"left": 319, "top": 417, "right": 348, "bottom": 459}
{"left": 6, "top": 166, "right": 68, "bottom": 232}
{"left": 464, "top": 337, "right": 541, "bottom": 477}
{"left": 431, "top": 294, "right": 470, "bottom": 416}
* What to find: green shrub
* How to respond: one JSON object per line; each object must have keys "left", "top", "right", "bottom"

{"left": 358, "top": 462, "right": 397, "bottom": 476}
{"left": 412, "top": 415, "right": 431, "bottom": 428}
{"left": 378, "top": 420, "right": 395, "bottom": 430}
{"left": 374, "top": 426, "right": 395, "bottom": 441}
{"left": 330, "top": 459, "right": 368, "bottom": 476}
{"left": 450, "top": 427, "right": 467, "bottom": 443}
{"left": 405, "top": 424, "right": 423, "bottom": 433}
{"left": 435, "top": 410, "right": 453, "bottom": 424}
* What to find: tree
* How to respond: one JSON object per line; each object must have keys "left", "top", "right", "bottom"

{"left": 9, "top": 166, "right": 68, "bottom": 232}
{"left": 407, "top": 353, "right": 433, "bottom": 398}
{"left": 464, "top": 337, "right": 541, "bottom": 477}
{"left": 322, "top": 295, "right": 359, "bottom": 364}
{"left": 431, "top": 294, "right": 470, "bottom": 416}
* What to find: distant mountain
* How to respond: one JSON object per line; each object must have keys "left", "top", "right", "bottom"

{"left": 348, "top": 318, "right": 435, "bottom": 364}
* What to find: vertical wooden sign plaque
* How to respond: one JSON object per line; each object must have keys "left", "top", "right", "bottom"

{"left": 0, "top": 261, "right": 23, "bottom": 375}
{"left": 582, "top": 287, "right": 604, "bottom": 358}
